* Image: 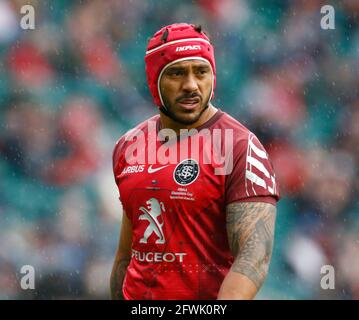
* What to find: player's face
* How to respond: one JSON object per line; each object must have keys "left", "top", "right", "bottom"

{"left": 159, "top": 60, "right": 213, "bottom": 125}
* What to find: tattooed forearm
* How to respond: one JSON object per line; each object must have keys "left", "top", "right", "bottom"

{"left": 226, "top": 202, "right": 276, "bottom": 289}
{"left": 110, "top": 257, "right": 130, "bottom": 299}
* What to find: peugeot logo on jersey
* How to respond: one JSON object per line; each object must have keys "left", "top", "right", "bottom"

{"left": 173, "top": 159, "right": 200, "bottom": 186}
{"left": 139, "top": 198, "right": 166, "bottom": 244}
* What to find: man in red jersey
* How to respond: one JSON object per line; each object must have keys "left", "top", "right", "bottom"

{"left": 110, "top": 23, "right": 280, "bottom": 300}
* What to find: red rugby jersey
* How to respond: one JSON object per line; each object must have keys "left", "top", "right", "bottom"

{"left": 112, "top": 109, "right": 280, "bottom": 300}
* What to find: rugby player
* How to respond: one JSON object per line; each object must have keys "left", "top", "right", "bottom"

{"left": 110, "top": 23, "right": 280, "bottom": 300}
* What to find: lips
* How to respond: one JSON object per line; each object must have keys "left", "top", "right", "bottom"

{"left": 177, "top": 97, "right": 200, "bottom": 110}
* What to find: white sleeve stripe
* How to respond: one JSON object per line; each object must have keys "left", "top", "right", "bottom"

{"left": 246, "top": 170, "right": 267, "bottom": 189}
{"left": 248, "top": 142, "right": 257, "bottom": 196}
{"left": 247, "top": 156, "right": 270, "bottom": 178}
{"left": 245, "top": 135, "right": 251, "bottom": 197}
{"left": 248, "top": 138, "right": 268, "bottom": 159}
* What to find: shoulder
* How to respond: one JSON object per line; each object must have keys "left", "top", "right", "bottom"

{"left": 215, "top": 111, "right": 252, "bottom": 140}
{"left": 215, "top": 111, "right": 263, "bottom": 155}
{"left": 113, "top": 115, "right": 159, "bottom": 154}
{"left": 112, "top": 114, "right": 159, "bottom": 166}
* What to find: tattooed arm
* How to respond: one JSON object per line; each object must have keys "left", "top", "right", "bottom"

{"left": 217, "top": 202, "right": 276, "bottom": 300}
{"left": 110, "top": 211, "right": 132, "bottom": 300}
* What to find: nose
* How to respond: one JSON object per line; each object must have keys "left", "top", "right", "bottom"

{"left": 182, "top": 73, "right": 199, "bottom": 92}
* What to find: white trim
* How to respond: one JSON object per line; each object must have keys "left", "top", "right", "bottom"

{"left": 245, "top": 134, "right": 250, "bottom": 197}
{"left": 157, "top": 57, "right": 214, "bottom": 107}
{"left": 249, "top": 137, "right": 257, "bottom": 196}
{"left": 245, "top": 170, "right": 267, "bottom": 189}
{"left": 248, "top": 138, "right": 268, "bottom": 159}
{"left": 247, "top": 156, "right": 270, "bottom": 178}
{"left": 146, "top": 38, "right": 211, "bottom": 55}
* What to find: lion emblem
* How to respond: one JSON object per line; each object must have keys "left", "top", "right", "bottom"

{"left": 139, "top": 198, "right": 166, "bottom": 244}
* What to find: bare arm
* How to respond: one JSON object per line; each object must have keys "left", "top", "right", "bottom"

{"left": 217, "top": 202, "right": 276, "bottom": 300}
{"left": 110, "top": 211, "right": 132, "bottom": 300}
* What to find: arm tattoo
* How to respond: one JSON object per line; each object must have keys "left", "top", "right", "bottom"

{"left": 110, "top": 257, "right": 130, "bottom": 299}
{"left": 226, "top": 202, "right": 276, "bottom": 289}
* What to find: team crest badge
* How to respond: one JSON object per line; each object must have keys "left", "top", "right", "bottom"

{"left": 173, "top": 159, "right": 200, "bottom": 186}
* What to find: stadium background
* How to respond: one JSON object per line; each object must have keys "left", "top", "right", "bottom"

{"left": 0, "top": 0, "right": 358, "bottom": 299}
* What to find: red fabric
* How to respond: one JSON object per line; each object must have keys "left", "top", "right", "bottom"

{"left": 145, "top": 23, "right": 216, "bottom": 107}
{"left": 225, "top": 131, "right": 280, "bottom": 204}
{"left": 112, "top": 110, "right": 279, "bottom": 299}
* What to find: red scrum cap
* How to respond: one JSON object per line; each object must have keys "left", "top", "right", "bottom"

{"left": 145, "top": 23, "right": 216, "bottom": 107}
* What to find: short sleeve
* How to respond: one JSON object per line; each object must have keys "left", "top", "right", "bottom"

{"left": 112, "top": 138, "right": 122, "bottom": 181}
{"left": 225, "top": 133, "right": 280, "bottom": 205}
{"left": 112, "top": 136, "right": 128, "bottom": 198}
{"left": 112, "top": 136, "right": 133, "bottom": 220}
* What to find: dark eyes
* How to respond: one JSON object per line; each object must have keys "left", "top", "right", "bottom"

{"left": 171, "top": 70, "right": 184, "bottom": 76}
{"left": 197, "top": 69, "right": 208, "bottom": 75}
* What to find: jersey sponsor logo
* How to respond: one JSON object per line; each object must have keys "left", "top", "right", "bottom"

{"left": 175, "top": 45, "right": 201, "bottom": 52}
{"left": 139, "top": 198, "right": 166, "bottom": 244}
{"left": 245, "top": 134, "right": 277, "bottom": 196}
{"left": 131, "top": 249, "right": 186, "bottom": 263}
{"left": 147, "top": 164, "right": 169, "bottom": 173}
{"left": 122, "top": 165, "right": 145, "bottom": 174}
{"left": 173, "top": 159, "right": 200, "bottom": 186}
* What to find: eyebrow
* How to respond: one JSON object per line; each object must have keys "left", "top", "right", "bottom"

{"left": 165, "top": 66, "right": 185, "bottom": 72}
{"left": 165, "top": 64, "right": 210, "bottom": 72}
{"left": 194, "top": 64, "right": 210, "bottom": 69}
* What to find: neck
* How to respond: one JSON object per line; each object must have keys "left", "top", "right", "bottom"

{"left": 159, "top": 103, "right": 218, "bottom": 135}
